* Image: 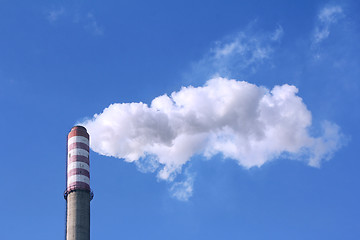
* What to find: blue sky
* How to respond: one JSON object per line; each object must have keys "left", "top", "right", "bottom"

{"left": 0, "top": 0, "right": 359, "bottom": 239}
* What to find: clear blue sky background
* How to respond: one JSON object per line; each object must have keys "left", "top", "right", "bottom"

{"left": 0, "top": 0, "right": 359, "bottom": 239}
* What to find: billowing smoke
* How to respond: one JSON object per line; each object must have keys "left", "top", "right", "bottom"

{"left": 82, "top": 77, "right": 343, "bottom": 183}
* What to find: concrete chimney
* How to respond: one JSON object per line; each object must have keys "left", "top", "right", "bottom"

{"left": 64, "top": 126, "right": 93, "bottom": 240}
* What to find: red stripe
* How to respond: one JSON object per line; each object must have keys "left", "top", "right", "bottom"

{"left": 68, "top": 168, "right": 90, "bottom": 178}
{"left": 68, "top": 142, "right": 89, "bottom": 151}
{"left": 71, "top": 126, "right": 87, "bottom": 131}
{"left": 68, "top": 129, "right": 89, "bottom": 139}
{"left": 68, "top": 155, "right": 89, "bottom": 165}
{"left": 67, "top": 182, "right": 90, "bottom": 191}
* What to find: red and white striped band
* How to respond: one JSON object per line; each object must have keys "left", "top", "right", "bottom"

{"left": 67, "top": 126, "right": 90, "bottom": 191}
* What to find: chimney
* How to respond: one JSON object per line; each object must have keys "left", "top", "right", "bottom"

{"left": 64, "top": 126, "right": 93, "bottom": 240}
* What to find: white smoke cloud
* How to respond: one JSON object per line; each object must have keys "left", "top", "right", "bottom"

{"left": 186, "top": 25, "right": 282, "bottom": 82}
{"left": 313, "top": 5, "right": 344, "bottom": 44}
{"left": 46, "top": 8, "right": 65, "bottom": 22}
{"left": 82, "top": 77, "right": 343, "bottom": 185}
{"left": 169, "top": 170, "right": 195, "bottom": 201}
{"left": 271, "top": 25, "right": 284, "bottom": 42}
{"left": 45, "top": 6, "right": 104, "bottom": 36}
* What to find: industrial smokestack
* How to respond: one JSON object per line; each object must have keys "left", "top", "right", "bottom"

{"left": 64, "top": 126, "right": 93, "bottom": 240}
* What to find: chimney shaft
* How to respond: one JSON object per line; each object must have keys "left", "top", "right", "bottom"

{"left": 65, "top": 126, "right": 93, "bottom": 240}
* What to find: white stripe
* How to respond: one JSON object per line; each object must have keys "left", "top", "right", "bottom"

{"left": 68, "top": 136, "right": 89, "bottom": 146}
{"left": 68, "top": 148, "right": 89, "bottom": 158}
{"left": 68, "top": 162, "right": 90, "bottom": 172}
{"left": 67, "top": 175, "right": 90, "bottom": 185}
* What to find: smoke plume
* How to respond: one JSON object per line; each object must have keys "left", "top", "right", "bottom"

{"left": 82, "top": 77, "right": 343, "bottom": 182}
